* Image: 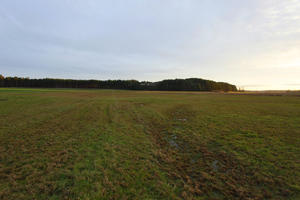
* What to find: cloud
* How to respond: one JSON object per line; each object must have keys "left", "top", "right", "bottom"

{"left": 254, "top": 0, "right": 300, "bottom": 36}
{"left": 0, "top": 0, "right": 299, "bottom": 89}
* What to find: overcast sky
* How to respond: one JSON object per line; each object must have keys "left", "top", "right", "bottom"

{"left": 0, "top": 0, "right": 300, "bottom": 90}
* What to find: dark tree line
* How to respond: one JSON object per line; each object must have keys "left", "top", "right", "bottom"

{"left": 0, "top": 75, "right": 237, "bottom": 92}
{"left": 154, "top": 78, "right": 237, "bottom": 91}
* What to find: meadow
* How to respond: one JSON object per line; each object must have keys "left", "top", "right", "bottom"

{"left": 0, "top": 88, "right": 299, "bottom": 199}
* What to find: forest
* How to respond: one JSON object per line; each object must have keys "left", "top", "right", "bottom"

{"left": 0, "top": 75, "right": 237, "bottom": 91}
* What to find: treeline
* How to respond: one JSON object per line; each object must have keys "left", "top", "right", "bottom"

{"left": 0, "top": 75, "right": 237, "bottom": 91}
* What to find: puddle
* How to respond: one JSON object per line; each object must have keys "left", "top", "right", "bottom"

{"left": 212, "top": 160, "right": 219, "bottom": 172}
{"left": 168, "top": 135, "right": 179, "bottom": 149}
{"left": 177, "top": 118, "right": 187, "bottom": 122}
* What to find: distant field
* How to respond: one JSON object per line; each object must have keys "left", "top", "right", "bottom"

{"left": 0, "top": 88, "right": 299, "bottom": 200}
{"left": 229, "top": 90, "right": 300, "bottom": 97}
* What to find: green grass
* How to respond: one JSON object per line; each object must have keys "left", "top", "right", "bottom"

{"left": 0, "top": 88, "right": 299, "bottom": 199}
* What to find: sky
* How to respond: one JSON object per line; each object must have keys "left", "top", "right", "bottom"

{"left": 0, "top": 0, "right": 300, "bottom": 90}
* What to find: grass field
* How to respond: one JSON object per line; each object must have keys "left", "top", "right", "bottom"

{"left": 0, "top": 88, "right": 300, "bottom": 200}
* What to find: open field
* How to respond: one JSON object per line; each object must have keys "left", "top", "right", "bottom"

{"left": 0, "top": 88, "right": 300, "bottom": 199}
{"left": 229, "top": 91, "right": 300, "bottom": 97}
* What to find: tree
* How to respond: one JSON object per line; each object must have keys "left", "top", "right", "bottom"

{"left": 0, "top": 74, "right": 4, "bottom": 87}
{"left": 0, "top": 75, "right": 237, "bottom": 92}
